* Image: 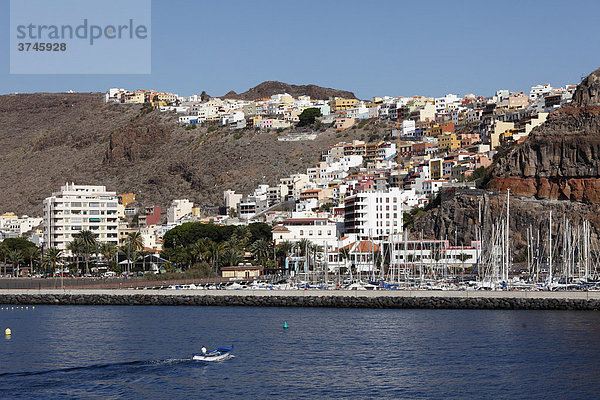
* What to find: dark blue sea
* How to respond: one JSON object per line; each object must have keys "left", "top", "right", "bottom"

{"left": 0, "top": 305, "right": 599, "bottom": 399}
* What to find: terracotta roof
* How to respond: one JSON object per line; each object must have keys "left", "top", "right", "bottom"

{"left": 341, "top": 241, "right": 381, "bottom": 253}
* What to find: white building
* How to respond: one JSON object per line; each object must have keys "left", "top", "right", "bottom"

{"left": 42, "top": 183, "right": 119, "bottom": 251}
{"left": 167, "top": 199, "right": 194, "bottom": 224}
{"left": 272, "top": 217, "right": 338, "bottom": 250}
{"left": 529, "top": 84, "right": 553, "bottom": 101}
{"left": 224, "top": 190, "right": 243, "bottom": 213}
{"left": 343, "top": 189, "right": 406, "bottom": 241}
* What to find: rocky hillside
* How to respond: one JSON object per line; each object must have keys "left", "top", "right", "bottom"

{"left": 222, "top": 81, "right": 357, "bottom": 100}
{"left": 0, "top": 92, "right": 382, "bottom": 216}
{"left": 487, "top": 67, "right": 600, "bottom": 202}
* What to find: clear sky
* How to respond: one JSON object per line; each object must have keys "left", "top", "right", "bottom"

{"left": 1, "top": 0, "right": 599, "bottom": 99}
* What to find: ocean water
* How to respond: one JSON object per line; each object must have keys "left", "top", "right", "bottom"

{"left": 0, "top": 305, "right": 599, "bottom": 399}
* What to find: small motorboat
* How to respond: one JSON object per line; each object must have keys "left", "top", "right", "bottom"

{"left": 193, "top": 345, "right": 234, "bottom": 361}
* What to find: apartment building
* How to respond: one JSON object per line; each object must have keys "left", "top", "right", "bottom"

{"left": 343, "top": 190, "right": 405, "bottom": 241}
{"left": 43, "top": 183, "right": 119, "bottom": 251}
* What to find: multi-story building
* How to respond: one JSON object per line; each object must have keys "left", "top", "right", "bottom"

{"left": 167, "top": 199, "right": 194, "bottom": 224}
{"left": 272, "top": 217, "right": 338, "bottom": 249}
{"left": 43, "top": 183, "right": 119, "bottom": 251}
{"left": 329, "top": 98, "right": 359, "bottom": 112}
{"left": 343, "top": 190, "right": 405, "bottom": 241}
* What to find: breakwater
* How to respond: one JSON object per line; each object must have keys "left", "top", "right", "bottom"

{"left": 1, "top": 290, "right": 599, "bottom": 310}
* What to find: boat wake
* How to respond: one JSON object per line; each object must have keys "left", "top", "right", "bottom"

{"left": 0, "top": 358, "right": 193, "bottom": 378}
{"left": 192, "top": 354, "right": 235, "bottom": 362}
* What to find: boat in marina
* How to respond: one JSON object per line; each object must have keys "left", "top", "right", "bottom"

{"left": 193, "top": 345, "right": 234, "bottom": 361}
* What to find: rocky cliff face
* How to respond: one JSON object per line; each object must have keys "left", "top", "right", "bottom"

{"left": 487, "top": 67, "right": 600, "bottom": 203}
{"left": 573, "top": 67, "right": 600, "bottom": 106}
{"left": 412, "top": 188, "right": 600, "bottom": 252}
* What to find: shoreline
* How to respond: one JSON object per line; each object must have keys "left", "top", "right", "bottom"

{"left": 0, "top": 289, "right": 599, "bottom": 310}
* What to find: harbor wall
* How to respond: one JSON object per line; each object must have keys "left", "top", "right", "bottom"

{"left": 0, "top": 291, "right": 599, "bottom": 310}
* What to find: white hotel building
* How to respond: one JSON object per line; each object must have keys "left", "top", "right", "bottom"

{"left": 43, "top": 183, "right": 119, "bottom": 251}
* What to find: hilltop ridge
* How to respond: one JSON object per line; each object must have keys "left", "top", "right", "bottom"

{"left": 222, "top": 81, "right": 357, "bottom": 100}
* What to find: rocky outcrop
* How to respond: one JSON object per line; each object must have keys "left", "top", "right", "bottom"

{"left": 412, "top": 188, "right": 600, "bottom": 251}
{"left": 488, "top": 68, "right": 600, "bottom": 203}
{"left": 222, "top": 81, "right": 357, "bottom": 100}
{"left": 573, "top": 67, "right": 600, "bottom": 106}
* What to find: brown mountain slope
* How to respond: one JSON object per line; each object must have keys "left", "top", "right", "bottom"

{"left": 222, "top": 81, "right": 357, "bottom": 100}
{"left": 0, "top": 92, "right": 369, "bottom": 216}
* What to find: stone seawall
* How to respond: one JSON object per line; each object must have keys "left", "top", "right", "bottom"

{"left": 1, "top": 293, "right": 599, "bottom": 311}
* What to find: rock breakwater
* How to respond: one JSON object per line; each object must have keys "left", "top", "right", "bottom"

{"left": 0, "top": 293, "right": 599, "bottom": 311}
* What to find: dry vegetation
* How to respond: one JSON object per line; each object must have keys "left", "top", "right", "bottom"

{"left": 0, "top": 93, "right": 390, "bottom": 216}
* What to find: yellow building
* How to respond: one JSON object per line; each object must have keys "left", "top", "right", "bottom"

{"left": 156, "top": 92, "right": 178, "bottom": 104}
{"left": 329, "top": 98, "right": 359, "bottom": 112}
{"left": 437, "top": 133, "right": 460, "bottom": 152}
{"left": 124, "top": 91, "right": 145, "bottom": 104}
{"left": 118, "top": 193, "right": 136, "bottom": 208}
{"left": 249, "top": 116, "right": 263, "bottom": 127}
{"left": 221, "top": 265, "right": 263, "bottom": 279}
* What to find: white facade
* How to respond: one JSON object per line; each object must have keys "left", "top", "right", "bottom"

{"left": 167, "top": 199, "right": 194, "bottom": 224}
{"left": 343, "top": 189, "right": 405, "bottom": 241}
{"left": 43, "top": 183, "right": 119, "bottom": 251}
{"left": 529, "top": 84, "right": 553, "bottom": 101}
{"left": 272, "top": 218, "right": 338, "bottom": 250}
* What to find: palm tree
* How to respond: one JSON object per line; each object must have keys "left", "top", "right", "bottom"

{"left": 137, "top": 250, "right": 152, "bottom": 272}
{"left": 206, "top": 241, "right": 225, "bottom": 274}
{"left": 42, "top": 247, "right": 62, "bottom": 277}
{"left": 296, "top": 239, "right": 312, "bottom": 273}
{"left": 250, "top": 239, "right": 270, "bottom": 265}
{"left": 99, "top": 242, "right": 118, "bottom": 271}
{"left": 222, "top": 248, "right": 242, "bottom": 269}
{"left": 22, "top": 246, "right": 40, "bottom": 276}
{"left": 189, "top": 238, "right": 209, "bottom": 265}
{"left": 74, "top": 230, "right": 97, "bottom": 275}
{"left": 339, "top": 247, "right": 352, "bottom": 280}
{"left": 67, "top": 238, "right": 84, "bottom": 275}
{"left": 126, "top": 232, "right": 144, "bottom": 274}
{"left": 276, "top": 241, "right": 294, "bottom": 273}
{"left": 0, "top": 245, "right": 7, "bottom": 276}
{"left": 7, "top": 250, "right": 23, "bottom": 277}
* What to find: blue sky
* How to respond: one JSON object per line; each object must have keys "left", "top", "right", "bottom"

{"left": 1, "top": 0, "right": 599, "bottom": 99}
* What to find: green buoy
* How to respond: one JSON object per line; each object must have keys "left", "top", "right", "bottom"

{"left": 283, "top": 321, "right": 289, "bottom": 329}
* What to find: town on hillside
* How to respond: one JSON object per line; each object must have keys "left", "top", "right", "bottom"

{"left": 0, "top": 81, "right": 580, "bottom": 287}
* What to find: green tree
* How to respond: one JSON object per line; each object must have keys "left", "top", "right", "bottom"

{"left": 339, "top": 247, "right": 351, "bottom": 279}
{"left": 74, "top": 230, "right": 97, "bottom": 275}
{"left": 126, "top": 232, "right": 144, "bottom": 273}
{"left": 250, "top": 239, "right": 271, "bottom": 265}
{"left": 67, "top": 238, "right": 84, "bottom": 275}
{"left": 22, "top": 246, "right": 40, "bottom": 276}
{"left": 0, "top": 237, "right": 37, "bottom": 275}
{"left": 276, "top": 241, "right": 294, "bottom": 272}
{"left": 298, "top": 108, "right": 322, "bottom": 127}
{"left": 8, "top": 249, "right": 24, "bottom": 277}
{"left": 42, "top": 248, "right": 63, "bottom": 276}
{"left": 98, "top": 242, "right": 118, "bottom": 270}
{"left": 137, "top": 250, "right": 153, "bottom": 272}
{"left": 467, "top": 166, "right": 486, "bottom": 182}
